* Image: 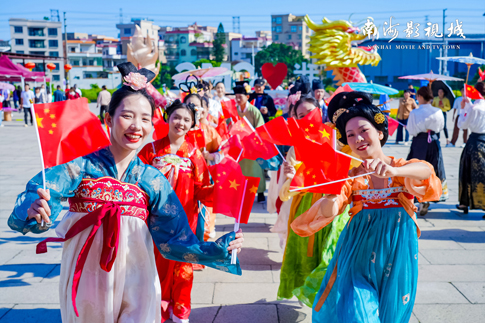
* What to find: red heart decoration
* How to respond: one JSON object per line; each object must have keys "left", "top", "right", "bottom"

{"left": 261, "top": 62, "right": 288, "bottom": 89}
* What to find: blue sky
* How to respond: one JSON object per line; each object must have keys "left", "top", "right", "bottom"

{"left": 1, "top": 0, "right": 485, "bottom": 41}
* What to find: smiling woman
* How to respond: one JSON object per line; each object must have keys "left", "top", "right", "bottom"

{"left": 7, "top": 62, "right": 244, "bottom": 323}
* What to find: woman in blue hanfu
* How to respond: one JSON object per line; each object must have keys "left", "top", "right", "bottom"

{"left": 291, "top": 92, "right": 442, "bottom": 323}
{"left": 7, "top": 62, "right": 244, "bottom": 323}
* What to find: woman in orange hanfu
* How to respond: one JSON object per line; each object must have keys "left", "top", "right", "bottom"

{"left": 291, "top": 92, "right": 442, "bottom": 323}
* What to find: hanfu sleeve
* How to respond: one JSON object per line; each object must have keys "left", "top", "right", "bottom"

{"left": 8, "top": 158, "right": 84, "bottom": 234}
{"left": 142, "top": 166, "right": 241, "bottom": 275}
{"left": 291, "top": 180, "right": 353, "bottom": 237}
{"left": 394, "top": 159, "right": 442, "bottom": 202}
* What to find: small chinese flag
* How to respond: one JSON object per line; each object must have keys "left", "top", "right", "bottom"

{"left": 465, "top": 84, "right": 484, "bottom": 100}
{"left": 240, "top": 132, "right": 279, "bottom": 161}
{"left": 256, "top": 116, "right": 294, "bottom": 146}
{"left": 296, "top": 108, "right": 335, "bottom": 148}
{"left": 229, "top": 117, "right": 253, "bottom": 139}
{"left": 209, "top": 157, "right": 259, "bottom": 223}
{"left": 33, "top": 98, "right": 110, "bottom": 168}
{"left": 216, "top": 119, "right": 230, "bottom": 141}
{"left": 387, "top": 117, "right": 399, "bottom": 136}
{"left": 221, "top": 99, "right": 240, "bottom": 121}
{"left": 221, "top": 134, "right": 244, "bottom": 161}
{"left": 186, "top": 128, "right": 206, "bottom": 150}
{"left": 152, "top": 107, "right": 169, "bottom": 141}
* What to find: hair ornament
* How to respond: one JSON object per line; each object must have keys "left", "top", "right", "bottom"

{"left": 179, "top": 73, "right": 201, "bottom": 94}
{"left": 374, "top": 112, "right": 385, "bottom": 124}
{"left": 335, "top": 128, "right": 342, "bottom": 140}
{"left": 187, "top": 102, "right": 201, "bottom": 121}
{"left": 332, "top": 108, "right": 348, "bottom": 124}
{"left": 288, "top": 91, "right": 302, "bottom": 105}
{"left": 123, "top": 72, "right": 148, "bottom": 91}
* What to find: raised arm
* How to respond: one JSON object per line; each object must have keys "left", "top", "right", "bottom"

{"left": 8, "top": 159, "right": 84, "bottom": 234}
{"left": 142, "top": 167, "right": 242, "bottom": 275}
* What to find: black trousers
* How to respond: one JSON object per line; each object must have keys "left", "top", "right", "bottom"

{"left": 100, "top": 105, "right": 108, "bottom": 124}
{"left": 24, "top": 107, "right": 33, "bottom": 125}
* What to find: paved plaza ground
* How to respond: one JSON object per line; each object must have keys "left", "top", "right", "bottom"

{"left": 0, "top": 105, "right": 484, "bottom": 322}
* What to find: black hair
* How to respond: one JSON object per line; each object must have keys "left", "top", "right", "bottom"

{"left": 201, "top": 96, "right": 209, "bottom": 109}
{"left": 475, "top": 82, "right": 485, "bottom": 96}
{"left": 165, "top": 99, "right": 197, "bottom": 128}
{"left": 108, "top": 62, "right": 156, "bottom": 117}
{"left": 290, "top": 76, "right": 311, "bottom": 96}
{"left": 403, "top": 89, "right": 411, "bottom": 94}
{"left": 183, "top": 93, "right": 203, "bottom": 106}
{"left": 417, "top": 86, "right": 432, "bottom": 101}
{"left": 335, "top": 92, "right": 388, "bottom": 146}
{"left": 56, "top": 85, "right": 61, "bottom": 89}
{"left": 215, "top": 81, "right": 225, "bottom": 88}
{"left": 293, "top": 95, "right": 319, "bottom": 118}
{"left": 102, "top": 85, "right": 107, "bottom": 90}
{"left": 327, "top": 91, "right": 373, "bottom": 124}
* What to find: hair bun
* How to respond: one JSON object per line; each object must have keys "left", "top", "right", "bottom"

{"left": 117, "top": 62, "right": 156, "bottom": 83}
{"left": 338, "top": 91, "right": 373, "bottom": 109}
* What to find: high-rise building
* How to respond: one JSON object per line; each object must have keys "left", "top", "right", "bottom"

{"left": 270, "top": 14, "right": 311, "bottom": 58}
{"left": 9, "top": 18, "right": 65, "bottom": 86}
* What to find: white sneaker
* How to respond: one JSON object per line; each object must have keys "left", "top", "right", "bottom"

{"left": 172, "top": 315, "right": 189, "bottom": 323}
{"left": 0, "top": 124, "right": 4, "bottom": 127}
{"left": 445, "top": 143, "right": 454, "bottom": 147}
{"left": 24, "top": 124, "right": 28, "bottom": 127}
{"left": 460, "top": 143, "right": 466, "bottom": 148}
{"left": 404, "top": 141, "right": 410, "bottom": 146}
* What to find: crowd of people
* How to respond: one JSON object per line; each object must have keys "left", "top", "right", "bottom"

{"left": 5, "top": 60, "right": 485, "bottom": 323}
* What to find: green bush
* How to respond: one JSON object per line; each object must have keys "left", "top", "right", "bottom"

{"left": 81, "top": 86, "right": 116, "bottom": 103}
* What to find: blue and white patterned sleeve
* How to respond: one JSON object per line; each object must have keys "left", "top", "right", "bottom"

{"left": 8, "top": 158, "right": 84, "bottom": 234}
{"left": 141, "top": 165, "right": 241, "bottom": 275}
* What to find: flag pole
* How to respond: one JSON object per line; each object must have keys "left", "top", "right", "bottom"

{"left": 289, "top": 171, "right": 375, "bottom": 192}
{"left": 236, "top": 149, "right": 244, "bottom": 163}
{"left": 31, "top": 103, "right": 47, "bottom": 227}
{"left": 231, "top": 179, "right": 248, "bottom": 265}
{"left": 336, "top": 150, "right": 364, "bottom": 163}
{"left": 243, "top": 116, "right": 286, "bottom": 162}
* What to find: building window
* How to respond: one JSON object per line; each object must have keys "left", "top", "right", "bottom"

{"left": 49, "top": 40, "right": 58, "bottom": 48}
{"left": 272, "top": 18, "right": 276, "bottom": 23}
{"left": 28, "top": 27, "right": 45, "bottom": 37}
{"left": 276, "top": 26, "right": 282, "bottom": 33}
{"left": 70, "top": 47, "right": 76, "bottom": 53}
{"left": 29, "top": 40, "right": 45, "bottom": 48}
{"left": 49, "top": 51, "right": 59, "bottom": 57}
{"left": 53, "top": 63, "right": 60, "bottom": 71}
{"left": 124, "top": 28, "right": 131, "bottom": 35}
{"left": 287, "top": 34, "right": 292, "bottom": 40}
{"left": 271, "top": 27, "right": 276, "bottom": 32}
{"left": 48, "top": 28, "right": 58, "bottom": 36}
{"left": 191, "top": 49, "right": 197, "bottom": 56}
{"left": 15, "top": 39, "right": 24, "bottom": 45}
{"left": 291, "top": 26, "right": 297, "bottom": 32}
{"left": 275, "top": 35, "right": 279, "bottom": 41}
{"left": 181, "top": 49, "right": 186, "bottom": 56}
{"left": 180, "top": 36, "right": 186, "bottom": 43}
{"left": 16, "top": 50, "right": 24, "bottom": 54}
{"left": 375, "top": 76, "right": 388, "bottom": 83}
{"left": 169, "top": 36, "right": 174, "bottom": 42}
{"left": 276, "top": 17, "right": 282, "bottom": 24}
{"left": 234, "top": 52, "right": 238, "bottom": 55}
{"left": 298, "top": 34, "right": 302, "bottom": 40}
{"left": 53, "top": 75, "right": 60, "bottom": 81}
{"left": 299, "top": 26, "right": 302, "bottom": 31}
{"left": 14, "top": 26, "right": 23, "bottom": 33}
{"left": 30, "top": 51, "right": 45, "bottom": 56}
{"left": 71, "top": 60, "right": 80, "bottom": 66}
{"left": 306, "top": 26, "right": 310, "bottom": 33}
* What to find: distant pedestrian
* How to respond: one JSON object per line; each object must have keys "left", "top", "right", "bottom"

{"left": 73, "top": 84, "right": 82, "bottom": 97}
{"left": 96, "top": 85, "right": 111, "bottom": 124}
{"left": 408, "top": 83, "right": 416, "bottom": 100}
{"left": 20, "top": 84, "right": 35, "bottom": 127}
{"left": 34, "top": 87, "right": 46, "bottom": 104}
{"left": 396, "top": 89, "right": 417, "bottom": 144}
{"left": 450, "top": 85, "right": 468, "bottom": 148}
{"left": 248, "top": 78, "right": 276, "bottom": 123}
{"left": 312, "top": 79, "right": 328, "bottom": 122}
{"left": 67, "top": 87, "right": 80, "bottom": 100}
{"left": 53, "top": 85, "right": 66, "bottom": 102}
{"left": 432, "top": 88, "right": 452, "bottom": 146}
{"left": 40, "top": 84, "right": 48, "bottom": 103}
{"left": 2, "top": 87, "right": 11, "bottom": 109}
{"left": 13, "top": 85, "right": 21, "bottom": 110}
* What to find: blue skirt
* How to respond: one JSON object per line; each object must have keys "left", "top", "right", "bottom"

{"left": 312, "top": 206, "right": 419, "bottom": 323}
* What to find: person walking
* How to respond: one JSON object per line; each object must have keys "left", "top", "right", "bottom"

{"left": 396, "top": 89, "right": 417, "bottom": 145}
{"left": 53, "top": 85, "right": 66, "bottom": 102}
{"left": 408, "top": 83, "right": 416, "bottom": 100}
{"left": 34, "top": 87, "right": 47, "bottom": 104}
{"left": 73, "top": 84, "right": 82, "bottom": 97}
{"left": 96, "top": 85, "right": 111, "bottom": 124}
{"left": 450, "top": 85, "right": 468, "bottom": 148}
{"left": 432, "top": 88, "right": 452, "bottom": 146}
{"left": 13, "top": 85, "right": 21, "bottom": 110}
{"left": 248, "top": 78, "right": 277, "bottom": 123}
{"left": 20, "top": 84, "right": 35, "bottom": 127}
{"left": 67, "top": 87, "right": 80, "bottom": 100}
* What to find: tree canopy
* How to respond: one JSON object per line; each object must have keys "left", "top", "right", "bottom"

{"left": 254, "top": 43, "right": 309, "bottom": 80}
{"left": 212, "top": 23, "right": 226, "bottom": 63}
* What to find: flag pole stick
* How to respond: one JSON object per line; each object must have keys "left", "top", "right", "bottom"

{"left": 336, "top": 150, "right": 364, "bottom": 163}
{"left": 236, "top": 149, "right": 244, "bottom": 163}
{"left": 243, "top": 116, "right": 286, "bottom": 162}
{"left": 231, "top": 179, "right": 248, "bottom": 264}
{"left": 31, "top": 103, "right": 47, "bottom": 227}
{"left": 289, "top": 171, "right": 375, "bottom": 192}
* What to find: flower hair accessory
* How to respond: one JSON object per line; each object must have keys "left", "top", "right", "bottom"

{"left": 123, "top": 72, "right": 148, "bottom": 91}
{"left": 288, "top": 91, "right": 302, "bottom": 105}
{"left": 374, "top": 113, "right": 385, "bottom": 124}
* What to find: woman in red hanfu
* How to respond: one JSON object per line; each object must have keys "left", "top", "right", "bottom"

{"left": 138, "top": 99, "right": 215, "bottom": 323}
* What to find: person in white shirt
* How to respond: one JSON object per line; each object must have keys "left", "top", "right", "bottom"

{"left": 213, "top": 81, "right": 229, "bottom": 103}
{"left": 73, "top": 84, "right": 82, "bottom": 97}
{"left": 406, "top": 86, "right": 448, "bottom": 215}
{"left": 198, "top": 80, "right": 223, "bottom": 122}
{"left": 456, "top": 82, "right": 485, "bottom": 217}
{"left": 20, "top": 84, "right": 35, "bottom": 127}
{"left": 450, "top": 86, "right": 468, "bottom": 148}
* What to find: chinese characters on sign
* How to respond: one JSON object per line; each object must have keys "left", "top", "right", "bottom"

{"left": 362, "top": 17, "right": 466, "bottom": 42}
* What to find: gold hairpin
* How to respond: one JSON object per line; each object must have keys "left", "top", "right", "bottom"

{"left": 374, "top": 113, "right": 385, "bottom": 124}
{"left": 332, "top": 108, "right": 347, "bottom": 124}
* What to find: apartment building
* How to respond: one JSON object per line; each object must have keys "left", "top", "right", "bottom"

{"left": 270, "top": 14, "right": 311, "bottom": 58}
{"left": 231, "top": 36, "right": 272, "bottom": 64}
{"left": 9, "top": 18, "right": 65, "bottom": 86}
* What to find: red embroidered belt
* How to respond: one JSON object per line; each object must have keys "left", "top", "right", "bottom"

{"left": 353, "top": 191, "right": 414, "bottom": 209}
{"left": 36, "top": 197, "right": 148, "bottom": 317}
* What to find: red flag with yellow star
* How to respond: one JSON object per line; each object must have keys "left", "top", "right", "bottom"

{"left": 185, "top": 128, "right": 206, "bottom": 150}
{"left": 255, "top": 116, "right": 294, "bottom": 146}
{"left": 33, "top": 98, "right": 110, "bottom": 168}
{"left": 296, "top": 108, "right": 335, "bottom": 148}
{"left": 221, "top": 99, "right": 240, "bottom": 121}
{"left": 229, "top": 117, "right": 253, "bottom": 139}
{"left": 221, "top": 134, "right": 244, "bottom": 161}
{"left": 239, "top": 176, "right": 260, "bottom": 224}
{"left": 465, "top": 84, "right": 484, "bottom": 100}
{"left": 240, "top": 131, "right": 279, "bottom": 160}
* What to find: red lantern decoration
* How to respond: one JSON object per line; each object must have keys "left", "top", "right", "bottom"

{"left": 46, "top": 63, "right": 56, "bottom": 71}
{"left": 64, "top": 64, "right": 72, "bottom": 72}
{"left": 24, "top": 62, "right": 36, "bottom": 71}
